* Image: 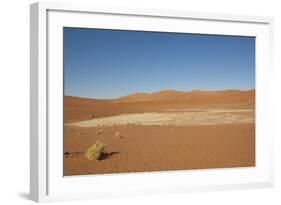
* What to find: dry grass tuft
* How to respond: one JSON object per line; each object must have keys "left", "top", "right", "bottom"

{"left": 85, "top": 141, "right": 106, "bottom": 161}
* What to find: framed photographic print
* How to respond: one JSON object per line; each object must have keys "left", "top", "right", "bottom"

{"left": 30, "top": 2, "right": 274, "bottom": 202}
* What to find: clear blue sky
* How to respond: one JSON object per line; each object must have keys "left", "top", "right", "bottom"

{"left": 64, "top": 27, "right": 255, "bottom": 99}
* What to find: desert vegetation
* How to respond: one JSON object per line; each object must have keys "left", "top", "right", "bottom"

{"left": 85, "top": 141, "right": 106, "bottom": 161}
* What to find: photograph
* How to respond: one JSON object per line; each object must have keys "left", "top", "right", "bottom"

{"left": 63, "top": 27, "right": 255, "bottom": 176}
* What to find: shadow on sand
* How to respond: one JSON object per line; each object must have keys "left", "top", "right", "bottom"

{"left": 100, "top": 151, "right": 119, "bottom": 160}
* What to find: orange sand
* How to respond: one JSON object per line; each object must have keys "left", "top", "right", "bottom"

{"left": 64, "top": 90, "right": 255, "bottom": 176}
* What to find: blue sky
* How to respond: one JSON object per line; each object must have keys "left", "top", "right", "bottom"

{"left": 64, "top": 27, "right": 255, "bottom": 99}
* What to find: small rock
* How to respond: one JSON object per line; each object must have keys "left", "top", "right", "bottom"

{"left": 64, "top": 152, "right": 70, "bottom": 155}
{"left": 90, "top": 114, "right": 95, "bottom": 118}
{"left": 96, "top": 129, "right": 104, "bottom": 135}
{"left": 78, "top": 131, "right": 84, "bottom": 136}
{"left": 115, "top": 132, "right": 123, "bottom": 139}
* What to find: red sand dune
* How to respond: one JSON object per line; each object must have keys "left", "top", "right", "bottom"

{"left": 117, "top": 89, "right": 255, "bottom": 103}
{"left": 64, "top": 89, "right": 255, "bottom": 122}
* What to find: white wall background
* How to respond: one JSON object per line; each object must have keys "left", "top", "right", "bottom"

{"left": 0, "top": 0, "right": 280, "bottom": 204}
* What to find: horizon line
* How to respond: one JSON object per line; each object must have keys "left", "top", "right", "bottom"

{"left": 64, "top": 88, "right": 255, "bottom": 100}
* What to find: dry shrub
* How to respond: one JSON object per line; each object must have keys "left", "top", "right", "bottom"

{"left": 85, "top": 141, "right": 106, "bottom": 161}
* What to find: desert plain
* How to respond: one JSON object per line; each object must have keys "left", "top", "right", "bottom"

{"left": 64, "top": 90, "right": 255, "bottom": 176}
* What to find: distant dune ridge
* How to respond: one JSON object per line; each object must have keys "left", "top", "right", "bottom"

{"left": 118, "top": 89, "right": 255, "bottom": 103}
{"left": 64, "top": 89, "right": 255, "bottom": 123}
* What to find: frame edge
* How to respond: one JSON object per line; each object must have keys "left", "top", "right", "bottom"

{"left": 30, "top": 2, "right": 39, "bottom": 202}
{"left": 30, "top": 2, "right": 48, "bottom": 202}
{"left": 37, "top": 1, "right": 273, "bottom": 24}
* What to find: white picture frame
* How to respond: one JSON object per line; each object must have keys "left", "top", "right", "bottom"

{"left": 30, "top": 1, "right": 274, "bottom": 202}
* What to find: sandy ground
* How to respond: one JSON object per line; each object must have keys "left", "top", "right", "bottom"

{"left": 64, "top": 124, "right": 255, "bottom": 176}
{"left": 67, "top": 108, "right": 254, "bottom": 127}
{"left": 64, "top": 90, "right": 255, "bottom": 176}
